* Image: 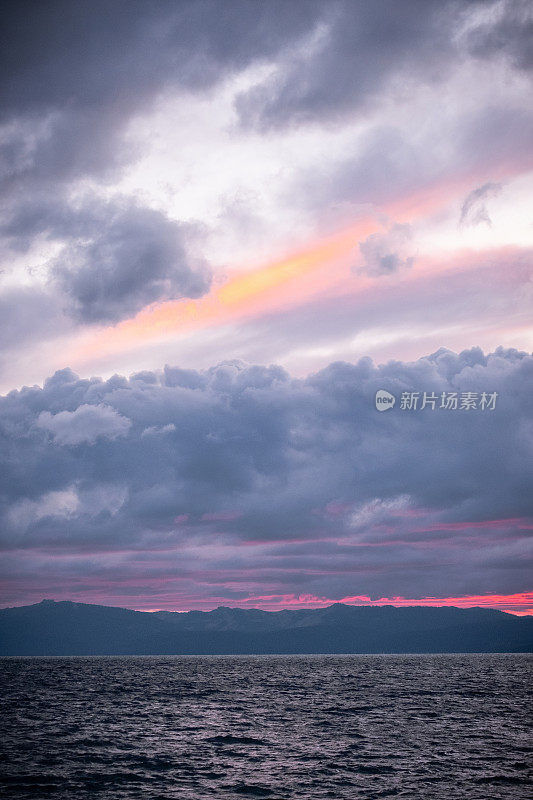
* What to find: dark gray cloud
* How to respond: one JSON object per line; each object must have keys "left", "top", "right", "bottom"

{"left": 1, "top": 195, "right": 212, "bottom": 323}
{"left": 465, "top": 0, "right": 533, "bottom": 72}
{"left": 52, "top": 202, "right": 211, "bottom": 323}
{"left": 237, "top": 0, "right": 438, "bottom": 127}
{"left": 459, "top": 182, "right": 502, "bottom": 227}
{"left": 235, "top": 0, "right": 518, "bottom": 130}
{"left": 1, "top": 1, "right": 524, "bottom": 187}
{"left": 0, "top": 0, "right": 323, "bottom": 188}
{"left": 0, "top": 349, "right": 531, "bottom": 604}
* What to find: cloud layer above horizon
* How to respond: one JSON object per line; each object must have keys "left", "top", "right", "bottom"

{"left": 1, "top": 348, "right": 532, "bottom": 611}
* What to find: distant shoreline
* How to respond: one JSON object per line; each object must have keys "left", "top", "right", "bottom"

{"left": 2, "top": 600, "right": 532, "bottom": 656}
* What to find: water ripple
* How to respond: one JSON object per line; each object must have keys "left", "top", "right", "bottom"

{"left": 0, "top": 654, "right": 531, "bottom": 799}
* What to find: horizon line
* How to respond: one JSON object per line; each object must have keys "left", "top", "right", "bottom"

{"left": 3, "top": 597, "right": 532, "bottom": 617}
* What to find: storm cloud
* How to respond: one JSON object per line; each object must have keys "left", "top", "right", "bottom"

{"left": 51, "top": 202, "right": 211, "bottom": 323}
{"left": 0, "top": 0, "right": 322, "bottom": 188}
{"left": 235, "top": 0, "right": 531, "bottom": 129}
{"left": 2, "top": 1, "right": 528, "bottom": 194}
{"left": 1, "top": 195, "right": 211, "bottom": 324}
{"left": 1, "top": 349, "right": 531, "bottom": 607}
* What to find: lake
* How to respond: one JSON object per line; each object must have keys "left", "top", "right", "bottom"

{"left": 1, "top": 654, "right": 531, "bottom": 799}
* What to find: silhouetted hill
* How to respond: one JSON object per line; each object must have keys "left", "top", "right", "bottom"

{"left": 0, "top": 600, "right": 531, "bottom": 655}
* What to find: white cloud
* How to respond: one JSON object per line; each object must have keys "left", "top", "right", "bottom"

{"left": 37, "top": 404, "right": 131, "bottom": 445}
{"left": 7, "top": 488, "right": 79, "bottom": 530}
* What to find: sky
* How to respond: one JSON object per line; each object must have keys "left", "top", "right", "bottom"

{"left": 1, "top": 0, "right": 532, "bottom": 614}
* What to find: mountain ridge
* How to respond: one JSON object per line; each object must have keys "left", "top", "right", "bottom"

{"left": 1, "top": 599, "right": 531, "bottom": 655}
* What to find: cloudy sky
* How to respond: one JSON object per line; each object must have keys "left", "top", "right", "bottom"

{"left": 1, "top": 0, "right": 532, "bottom": 613}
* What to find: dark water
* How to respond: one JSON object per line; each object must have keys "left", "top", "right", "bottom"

{"left": 1, "top": 655, "right": 531, "bottom": 799}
